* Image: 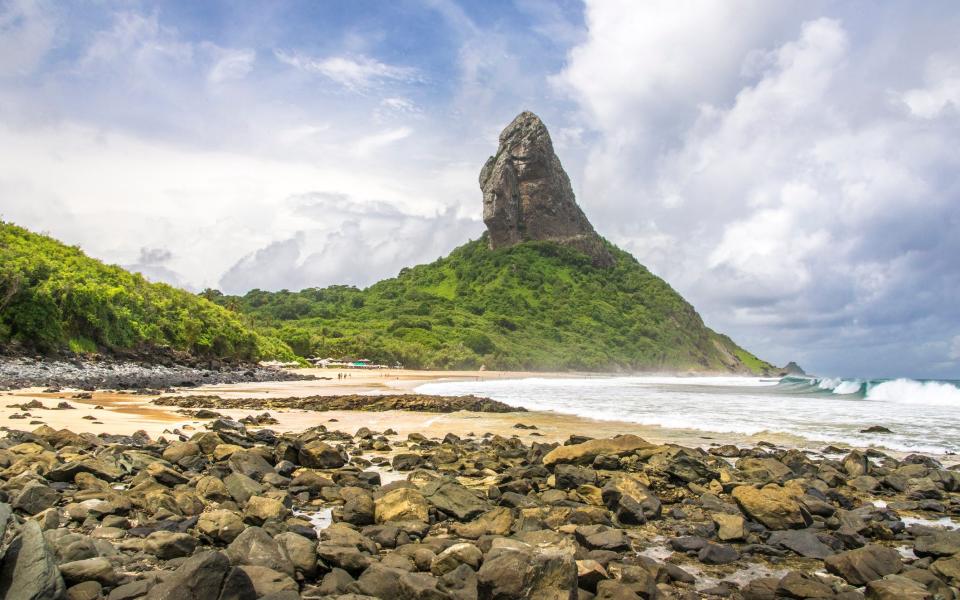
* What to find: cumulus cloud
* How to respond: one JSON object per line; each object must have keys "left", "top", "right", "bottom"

{"left": 220, "top": 200, "right": 480, "bottom": 294}
{"left": 901, "top": 57, "right": 960, "bottom": 119}
{"left": 555, "top": 3, "right": 960, "bottom": 376}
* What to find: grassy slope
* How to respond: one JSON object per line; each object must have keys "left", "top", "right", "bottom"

{"left": 210, "top": 236, "right": 775, "bottom": 374}
{"left": 0, "top": 221, "right": 294, "bottom": 361}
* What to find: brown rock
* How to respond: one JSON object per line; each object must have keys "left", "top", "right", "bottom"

{"left": 480, "top": 111, "right": 613, "bottom": 267}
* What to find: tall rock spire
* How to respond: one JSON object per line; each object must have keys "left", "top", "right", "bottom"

{"left": 479, "top": 111, "right": 613, "bottom": 267}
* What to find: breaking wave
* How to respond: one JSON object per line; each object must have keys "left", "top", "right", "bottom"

{"left": 776, "top": 376, "right": 960, "bottom": 405}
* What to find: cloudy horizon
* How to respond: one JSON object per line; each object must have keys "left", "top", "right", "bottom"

{"left": 1, "top": 1, "right": 958, "bottom": 379}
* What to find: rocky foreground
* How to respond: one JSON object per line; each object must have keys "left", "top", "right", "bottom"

{"left": 153, "top": 394, "right": 523, "bottom": 414}
{"left": 0, "top": 357, "right": 313, "bottom": 391}
{"left": 0, "top": 418, "right": 958, "bottom": 600}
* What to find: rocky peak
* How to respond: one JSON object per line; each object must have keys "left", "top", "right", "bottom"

{"left": 479, "top": 111, "right": 613, "bottom": 267}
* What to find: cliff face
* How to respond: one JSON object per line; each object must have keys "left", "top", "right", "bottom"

{"left": 480, "top": 111, "right": 614, "bottom": 267}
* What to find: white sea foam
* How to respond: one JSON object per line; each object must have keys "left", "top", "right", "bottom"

{"left": 416, "top": 375, "right": 960, "bottom": 454}
{"left": 832, "top": 380, "right": 863, "bottom": 395}
{"left": 865, "top": 378, "right": 960, "bottom": 406}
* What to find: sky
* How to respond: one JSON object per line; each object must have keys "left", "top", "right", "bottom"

{"left": 1, "top": 0, "right": 959, "bottom": 379}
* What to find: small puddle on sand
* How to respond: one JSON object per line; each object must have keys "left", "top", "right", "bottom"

{"left": 294, "top": 508, "right": 333, "bottom": 534}
{"left": 637, "top": 537, "right": 673, "bottom": 562}
{"left": 682, "top": 561, "right": 790, "bottom": 592}
{"left": 369, "top": 464, "right": 409, "bottom": 484}
{"left": 898, "top": 545, "right": 919, "bottom": 560}
{"left": 901, "top": 515, "right": 960, "bottom": 530}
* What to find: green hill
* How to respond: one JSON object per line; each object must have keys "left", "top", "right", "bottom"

{"left": 207, "top": 235, "right": 774, "bottom": 373}
{"left": 0, "top": 221, "right": 294, "bottom": 362}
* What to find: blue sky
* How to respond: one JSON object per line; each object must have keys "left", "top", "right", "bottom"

{"left": 1, "top": 0, "right": 959, "bottom": 378}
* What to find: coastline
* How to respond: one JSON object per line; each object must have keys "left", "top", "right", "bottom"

{"left": 0, "top": 367, "right": 942, "bottom": 461}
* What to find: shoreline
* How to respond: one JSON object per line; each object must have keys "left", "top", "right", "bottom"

{"left": 0, "top": 367, "right": 948, "bottom": 462}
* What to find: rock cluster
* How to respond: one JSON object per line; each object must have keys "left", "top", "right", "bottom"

{"left": 0, "top": 420, "right": 957, "bottom": 599}
{"left": 480, "top": 112, "right": 614, "bottom": 268}
{"left": 153, "top": 394, "right": 523, "bottom": 414}
{"left": 0, "top": 357, "right": 312, "bottom": 391}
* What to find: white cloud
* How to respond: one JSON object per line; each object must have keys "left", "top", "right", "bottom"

{"left": 220, "top": 202, "right": 479, "bottom": 294}
{"left": 207, "top": 46, "right": 256, "bottom": 84}
{"left": 556, "top": 3, "right": 960, "bottom": 375}
{"left": 901, "top": 57, "right": 960, "bottom": 119}
{"left": 0, "top": 121, "right": 479, "bottom": 290}
{"left": 274, "top": 50, "right": 417, "bottom": 90}
{"left": 350, "top": 127, "right": 413, "bottom": 157}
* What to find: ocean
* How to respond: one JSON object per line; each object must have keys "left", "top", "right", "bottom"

{"left": 415, "top": 375, "right": 960, "bottom": 455}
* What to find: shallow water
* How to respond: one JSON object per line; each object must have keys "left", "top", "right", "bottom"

{"left": 417, "top": 375, "right": 960, "bottom": 455}
{"left": 294, "top": 507, "right": 333, "bottom": 534}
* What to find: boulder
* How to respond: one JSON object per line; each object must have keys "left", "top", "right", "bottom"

{"left": 698, "top": 542, "right": 740, "bottom": 565}
{"left": 767, "top": 530, "right": 834, "bottom": 559}
{"left": 162, "top": 441, "right": 201, "bottom": 465}
{"left": 913, "top": 531, "right": 960, "bottom": 558}
{"left": 13, "top": 482, "right": 60, "bottom": 516}
{"left": 431, "top": 542, "right": 483, "bottom": 576}
{"left": 713, "top": 513, "right": 746, "bottom": 542}
{"left": 233, "top": 565, "right": 298, "bottom": 597}
{"left": 422, "top": 479, "right": 490, "bottom": 521}
{"left": 196, "top": 509, "right": 246, "bottom": 544}
{"left": 298, "top": 441, "right": 345, "bottom": 469}
{"left": 732, "top": 484, "right": 812, "bottom": 530}
{"left": 775, "top": 571, "right": 833, "bottom": 599}
{"left": 225, "top": 527, "right": 295, "bottom": 576}
{"left": 243, "top": 496, "right": 289, "bottom": 525}
{"left": 275, "top": 532, "right": 318, "bottom": 578}
{"left": 375, "top": 488, "right": 430, "bottom": 523}
{"left": 227, "top": 451, "right": 275, "bottom": 481}
{"left": 144, "top": 551, "right": 233, "bottom": 600}
{"left": 864, "top": 574, "right": 932, "bottom": 600}
{"left": 553, "top": 464, "right": 597, "bottom": 490}
{"left": 477, "top": 538, "right": 577, "bottom": 600}
{"left": 0, "top": 520, "right": 66, "bottom": 600}
{"left": 451, "top": 507, "right": 514, "bottom": 539}
{"left": 58, "top": 557, "right": 117, "bottom": 586}
{"left": 144, "top": 531, "right": 197, "bottom": 559}
{"left": 824, "top": 545, "right": 903, "bottom": 586}
{"left": 542, "top": 435, "right": 651, "bottom": 466}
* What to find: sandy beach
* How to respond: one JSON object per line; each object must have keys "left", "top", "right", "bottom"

{"left": 1, "top": 367, "right": 836, "bottom": 454}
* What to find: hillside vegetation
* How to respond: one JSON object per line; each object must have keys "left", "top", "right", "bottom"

{"left": 0, "top": 221, "right": 294, "bottom": 361}
{"left": 208, "top": 236, "right": 774, "bottom": 373}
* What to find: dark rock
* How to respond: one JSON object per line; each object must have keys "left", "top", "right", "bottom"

{"left": 422, "top": 479, "right": 490, "bottom": 522}
{"left": 767, "top": 530, "right": 834, "bottom": 559}
{"left": 480, "top": 111, "right": 614, "bottom": 267}
{"left": 860, "top": 426, "right": 893, "bottom": 434}
{"left": 698, "top": 542, "right": 740, "bottom": 565}
{"left": 0, "top": 520, "right": 66, "bottom": 600}
{"left": 144, "top": 550, "right": 233, "bottom": 600}
{"left": 824, "top": 544, "right": 903, "bottom": 586}
{"left": 775, "top": 571, "right": 833, "bottom": 598}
